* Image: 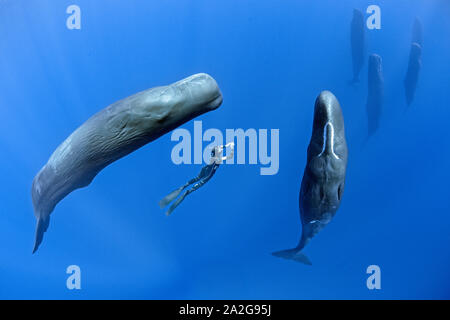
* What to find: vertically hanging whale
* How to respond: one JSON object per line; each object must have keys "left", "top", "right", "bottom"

{"left": 366, "top": 54, "right": 384, "bottom": 137}
{"left": 349, "top": 9, "right": 365, "bottom": 84}
{"left": 273, "top": 91, "right": 348, "bottom": 265}
{"left": 404, "top": 17, "right": 423, "bottom": 107}
{"left": 412, "top": 17, "right": 423, "bottom": 47}
{"left": 31, "top": 73, "right": 223, "bottom": 253}
{"left": 404, "top": 42, "right": 422, "bottom": 106}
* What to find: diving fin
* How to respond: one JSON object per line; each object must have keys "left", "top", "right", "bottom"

{"left": 158, "top": 186, "right": 185, "bottom": 209}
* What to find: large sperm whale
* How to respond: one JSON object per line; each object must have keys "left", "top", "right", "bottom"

{"left": 273, "top": 91, "right": 348, "bottom": 265}
{"left": 31, "top": 73, "right": 223, "bottom": 253}
{"left": 366, "top": 54, "right": 384, "bottom": 137}
{"left": 349, "top": 9, "right": 365, "bottom": 84}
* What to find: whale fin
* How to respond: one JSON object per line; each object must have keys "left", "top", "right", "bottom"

{"left": 272, "top": 248, "right": 312, "bottom": 265}
{"left": 33, "top": 216, "right": 50, "bottom": 254}
{"left": 158, "top": 186, "right": 185, "bottom": 209}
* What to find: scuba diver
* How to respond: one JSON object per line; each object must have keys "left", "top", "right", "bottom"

{"left": 159, "top": 142, "right": 234, "bottom": 216}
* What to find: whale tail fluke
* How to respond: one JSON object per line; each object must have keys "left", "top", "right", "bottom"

{"left": 33, "top": 216, "right": 50, "bottom": 254}
{"left": 272, "top": 248, "right": 312, "bottom": 265}
{"left": 158, "top": 186, "right": 185, "bottom": 209}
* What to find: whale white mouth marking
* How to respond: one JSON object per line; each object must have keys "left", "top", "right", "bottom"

{"left": 317, "top": 121, "right": 340, "bottom": 160}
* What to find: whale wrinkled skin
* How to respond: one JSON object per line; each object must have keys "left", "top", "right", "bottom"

{"left": 273, "top": 91, "right": 348, "bottom": 265}
{"left": 31, "top": 73, "right": 223, "bottom": 253}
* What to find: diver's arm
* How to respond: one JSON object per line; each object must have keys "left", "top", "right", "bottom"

{"left": 223, "top": 142, "right": 234, "bottom": 160}
{"left": 211, "top": 143, "right": 234, "bottom": 163}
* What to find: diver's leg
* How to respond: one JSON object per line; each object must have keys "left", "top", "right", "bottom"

{"left": 189, "top": 176, "right": 210, "bottom": 192}
{"left": 162, "top": 164, "right": 215, "bottom": 212}
{"left": 178, "top": 166, "right": 208, "bottom": 190}
{"left": 165, "top": 176, "right": 213, "bottom": 216}
{"left": 159, "top": 185, "right": 186, "bottom": 208}
{"left": 165, "top": 190, "right": 190, "bottom": 216}
{"left": 159, "top": 168, "right": 208, "bottom": 209}
{"left": 159, "top": 178, "right": 195, "bottom": 209}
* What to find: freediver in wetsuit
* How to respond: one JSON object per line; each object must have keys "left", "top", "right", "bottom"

{"left": 159, "top": 143, "right": 234, "bottom": 215}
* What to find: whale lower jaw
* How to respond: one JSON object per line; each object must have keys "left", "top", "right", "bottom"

{"left": 208, "top": 94, "right": 223, "bottom": 110}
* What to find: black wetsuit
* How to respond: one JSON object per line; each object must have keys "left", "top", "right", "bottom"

{"left": 184, "top": 162, "right": 220, "bottom": 194}
{"left": 160, "top": 159, "right": 221, "bottom": 215}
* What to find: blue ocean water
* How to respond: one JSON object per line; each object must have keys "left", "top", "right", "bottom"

{"left": 0, "top": 0, "right": 449, "bottom": 299}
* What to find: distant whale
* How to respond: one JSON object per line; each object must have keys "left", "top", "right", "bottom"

{"left": 366, "top": 54, "right": 384, "bottom": 137}
{"left": 273, "top": 91, "right": 348, "bottom": 265}
{"left": 412, "top": 17, "right": 423, "bottom": 47}
{"left": 404, "top": 42, "right": 422, "bottom": 106}
{"left": 349, "top": 9, "right": 365, "bottom": 84}
{"left": 31, "top": 73, "right": 223, "bottom": 253}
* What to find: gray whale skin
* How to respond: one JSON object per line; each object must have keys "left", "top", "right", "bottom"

{"left": 31, "top": 73, "right": 223, "bottom": 253}
{"left": 273, "top": 91, "right": 348, "bottom": 265}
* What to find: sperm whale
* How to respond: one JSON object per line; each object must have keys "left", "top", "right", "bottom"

{"left": 349, "top": 9, "right": 365, "bottom": 84}
{"left": 272, "top": 91, "right": 348, "bottom": 265}
{"left": 31, "top": 73, "right": 223, "bottom": 253}
{"left": 404, "top": 42, "right": 422, "bottom": 107}
{"left": 366, "top": 54, "right": 384, "bottom": 137}
{"left": 412, "top": 17, "right": 423, "bottom": 47}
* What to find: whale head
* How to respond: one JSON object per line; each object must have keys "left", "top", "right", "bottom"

{"left": 309, "top": 91, "right": 347, "bottom": 162}
{"left": 300, "top": 91, "right": 348, "bottom": 226}
{"left": 369, "top": 54, "right": 382, "bottom": 71}
{"left": 178, "top": 73, "right": 223, "bottom": 111}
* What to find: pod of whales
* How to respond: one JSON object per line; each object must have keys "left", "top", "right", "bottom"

{"left": 31, "top": 73, "right": 223, "bottom": 253}
{"left": 273, "top": 91, "right": 348, "bottom": 265}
